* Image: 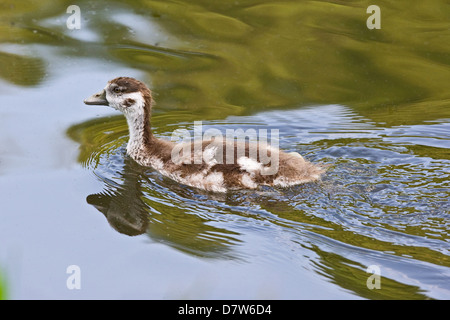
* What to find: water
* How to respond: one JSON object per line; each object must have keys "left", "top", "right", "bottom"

{"left": 0, "top": 0, "right": 449, "bottom": 299}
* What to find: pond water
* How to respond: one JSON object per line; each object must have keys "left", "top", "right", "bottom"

{"left": 0, "top": 0, "right": 449, "bottom": 299}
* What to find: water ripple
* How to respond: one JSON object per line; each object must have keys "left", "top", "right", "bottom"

{"left": 70, "top": 104, "right": 450, "bottom": 298}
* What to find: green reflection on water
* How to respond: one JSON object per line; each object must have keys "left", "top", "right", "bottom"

{"left": 310, "top": 246, "right": 430, "bottom": 300}
{"left": 6, "top": 0, "right": 450, "bottom": 299}
{"left": 2, "top": 0, "right": 449, "bottom": 122}
{"left": 0, "top": 268, "right": 7, "bottom": 300}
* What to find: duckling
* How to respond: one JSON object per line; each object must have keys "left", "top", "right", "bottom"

{"left": 84, "top": 77, "right": 325, "bottom": 192}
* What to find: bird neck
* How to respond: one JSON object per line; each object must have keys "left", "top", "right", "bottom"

{"left": 125, "top": 100, "right": 154, "bottom": 156}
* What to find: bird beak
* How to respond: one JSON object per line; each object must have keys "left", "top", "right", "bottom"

{"left": 84, "top": 89, "right": 108, "bottom": 106}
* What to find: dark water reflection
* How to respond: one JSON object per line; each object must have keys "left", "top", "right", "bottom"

{"left": 1, "top": 0, "right": 449, "bottom": 299}
{"left": 86, "top": 154, "right": 241, "bottom": 259}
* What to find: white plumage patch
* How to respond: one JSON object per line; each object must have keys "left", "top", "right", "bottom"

{"left": 108, "top": 91, "right": 145, "bottom": 112}
{"left": 203, "top": 171, "right": 226, "bottom": 192}
{"left": 237, "top": 156, "right": 263, "bottom": 174}
{"left": 241, "top": 174, "right": 257, "bottom": 189}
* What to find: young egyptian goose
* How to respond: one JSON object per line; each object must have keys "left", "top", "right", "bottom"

{"left": 84, "top": 77, "right": 325, "bottom": 192}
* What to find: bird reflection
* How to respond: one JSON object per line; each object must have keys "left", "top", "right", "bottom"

{"left": 86, "top": 156, "right": 240, "bottom": 259}
{"left": 87, "top": 192, "right": 149, "bottom": 235}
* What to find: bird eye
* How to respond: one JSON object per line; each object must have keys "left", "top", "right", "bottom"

{"left": 113, "top": 87, "right": 121, "bottom": 93}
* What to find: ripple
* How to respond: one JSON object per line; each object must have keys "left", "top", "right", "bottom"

{"left": 69, "top": 104, "right": 450, "bottom": 298}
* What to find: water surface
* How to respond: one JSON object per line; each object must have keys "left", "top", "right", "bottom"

{"left": 0, "top": 0, "right": 449, "bottom": 299}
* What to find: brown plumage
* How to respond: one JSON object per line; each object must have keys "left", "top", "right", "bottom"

{"left": 84, "top": 77, "right": 326, "bottom": 192}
